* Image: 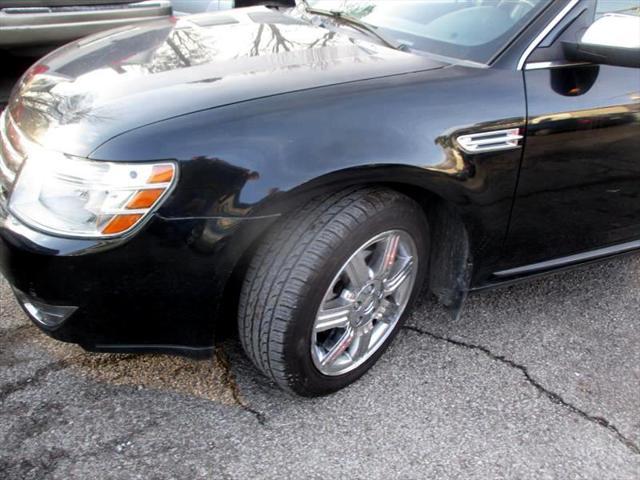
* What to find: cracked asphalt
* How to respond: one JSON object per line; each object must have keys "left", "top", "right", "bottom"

{"left": 2, "top": 252, "right": 640, "bottom": 479}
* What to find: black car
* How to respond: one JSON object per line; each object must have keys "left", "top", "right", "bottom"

{"left": 0, "top": 0, "right": 639, "bottom": 396}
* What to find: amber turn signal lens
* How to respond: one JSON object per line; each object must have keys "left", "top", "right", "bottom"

{"left": 102, "top": 214, "right": 143, "bottom": 235}
{"left": 148, "top": 164, "right": 175, "bottom": 184}
{"left": 126, "top": 188, "right": 164, "bottom": 209}
{"left": 100, "top": 165, "right": 174, "bottom": 235}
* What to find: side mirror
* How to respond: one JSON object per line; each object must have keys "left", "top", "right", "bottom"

{"left": 564, "top": 14, "right": 640, "bottom": 68}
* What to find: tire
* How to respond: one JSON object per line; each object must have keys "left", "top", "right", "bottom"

{"left": 238, "top": 187, "right": 430, "bottom": 396}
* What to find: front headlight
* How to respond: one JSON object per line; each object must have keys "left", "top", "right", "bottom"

{"left": 9, "top": 145, "right": 176, "bottom": 238}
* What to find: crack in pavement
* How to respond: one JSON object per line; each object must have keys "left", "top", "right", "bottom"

{"left": 0, "top": 359, "right": 69, "bottom": 403}
{"left": 214, "top": 346, "right": 267, "bottom": 425}
{"left": 403, "top": 325, "right": 640, "bottom": 456}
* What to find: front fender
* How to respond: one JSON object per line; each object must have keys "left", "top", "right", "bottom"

{"left": 90, "top": 66, "right": 525, "bottom": 278}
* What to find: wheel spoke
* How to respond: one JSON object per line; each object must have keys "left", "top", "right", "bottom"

{"left": 352, "top": 328, "right": 374, "bottom": 360}
{"left": 321, "top": 327, "right": 355, "bottom": 368}
{"left": 344, "top": 250, "right": 372, "bottom": 288}
{"left": 384, "top": 257, "right": 415, "bottom": 295}
{"left": 315, "top": 302, "right": 352, "bottom": 333}
{"left": 377, "top": 299, "right": 400, "bottom": 323}
{"left": 374, "top": 233, "right": 401, "bottom": 278}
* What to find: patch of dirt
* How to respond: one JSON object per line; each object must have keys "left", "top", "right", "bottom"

{"left": 33, "top": 333, "right": 238, "bottom": 405}
{"left": 1, "top": 278, "right": 238, "bottom": 405}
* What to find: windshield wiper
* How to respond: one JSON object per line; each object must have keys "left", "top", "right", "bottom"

{"left": 299, "top": 1, "right": 407, "bottom": 51}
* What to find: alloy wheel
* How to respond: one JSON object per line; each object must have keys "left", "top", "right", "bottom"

{"left": 311, "top": 230, "right": 418, "bottom": 376}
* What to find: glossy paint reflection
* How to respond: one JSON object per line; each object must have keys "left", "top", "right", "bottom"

{"left": 92, "top": 65, "right": 527, "bottom": 282}
{"left": 8, "top": 8, "right": 440, "bottom": 157}
{"left": 502, "top": 64, "right": 640, "bottom": 268}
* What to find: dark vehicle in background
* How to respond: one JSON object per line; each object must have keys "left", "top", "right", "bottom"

{"left": 0, "top": 0, "right": 639, "bottom": 396}
{"left": 0, "top": 0, "right": 172, "bottom": 49}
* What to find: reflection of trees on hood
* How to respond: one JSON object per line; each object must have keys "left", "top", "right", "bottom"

{"left": 10, "top": 12, "right": 382, "bottom": 133}
{"left": 144, "top": 23, "right": 338, "bottom": 72}
{"left": 93, "top": 13, "right": 374, "bottom": 76}
{"left": 250, "top": 23, "right": 336, "bottom": 55}
{"left": 17, "top": 75, "right": 109, "bottom": 130}
{"left": 145, "top": 21, "right": 344, "bottom": 72}
{"left": 148, "top": 28, "right": 215, "bottom": 72}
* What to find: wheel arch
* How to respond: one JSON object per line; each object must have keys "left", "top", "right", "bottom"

{"left": 225, "top": 167, "right": 474, "bottom": 322}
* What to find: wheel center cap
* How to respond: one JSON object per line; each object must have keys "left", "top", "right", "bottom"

{"left": 353, "top": 281, "right": 383, "bottom": 327}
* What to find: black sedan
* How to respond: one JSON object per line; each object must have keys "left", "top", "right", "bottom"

{"left": 0, "top": 0, "right": 639, "bottom": 396}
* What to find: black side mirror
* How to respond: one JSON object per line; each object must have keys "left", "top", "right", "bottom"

{"left": 563, "top": 14, "right": 640, "bottom": 68}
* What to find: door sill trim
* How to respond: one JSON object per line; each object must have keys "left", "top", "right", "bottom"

{"left": 493, "top": 239, "right": 640, "bottom": 278}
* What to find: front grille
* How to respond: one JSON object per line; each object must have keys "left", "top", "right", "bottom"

{"left": 0, "top": 109, "right": 25, "bottom": 213}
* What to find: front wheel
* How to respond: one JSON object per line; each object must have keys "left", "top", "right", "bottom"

{"left": 238, "top": 187, "right": 430, "bottom": 396}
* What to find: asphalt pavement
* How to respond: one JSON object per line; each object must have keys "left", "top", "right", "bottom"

{"left": 2, "top": 253, "right": 640, "bottom": 479}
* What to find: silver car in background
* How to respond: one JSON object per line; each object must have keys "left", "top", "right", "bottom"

{"left": 171, "top": 0, "right": 292, "bottom": 15}
{"left": 0, "top": 0, "right": 172, "bottom": 48}
{"left": 171, "top": 0, "right": 233, "bottom": 14}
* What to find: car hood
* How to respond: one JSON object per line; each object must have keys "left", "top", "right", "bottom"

{"left": 7, "top": 7, "right": 445, "bottom": 158}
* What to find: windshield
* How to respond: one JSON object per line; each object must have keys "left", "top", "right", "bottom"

{"left": 303, "top": 0, "right": 550, "bottom": 64}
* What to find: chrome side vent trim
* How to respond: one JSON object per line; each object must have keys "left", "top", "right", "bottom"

{"left": 456, "top": 128, "right": 523, "bottom": 154}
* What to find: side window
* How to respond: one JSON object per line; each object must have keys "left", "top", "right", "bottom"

{"left": 595, "top": 1, "right": 640, "bottom": 18}
{"left": 524, "top": 4, "right": 593, "bottom": 64}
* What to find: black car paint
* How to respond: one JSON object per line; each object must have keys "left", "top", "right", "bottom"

{"left": 0, "top": 2, "right": 638, "bottom": 353}
{"left": 502, "top": 64, "right": 640, "bottom": 268}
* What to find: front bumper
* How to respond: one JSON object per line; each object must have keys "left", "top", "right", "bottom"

{"left": 0, "top": 1, "right": 172, "bottom": 47}
{"left": 0, "top": 210, "right": 273, "bottom": 355}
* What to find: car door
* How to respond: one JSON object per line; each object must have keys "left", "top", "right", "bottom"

{"left": 499, "top": 0, "right": 640, "bottom": 271}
